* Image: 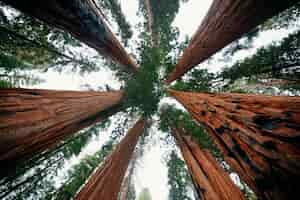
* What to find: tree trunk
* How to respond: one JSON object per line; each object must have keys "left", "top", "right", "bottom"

{"left": 0, "top": 88, "right": 123, "bottom": 168}
{"left": 75, "top": 118, "right": 145, "bottom": 200}
{"left": 119, "top": 152, "right": 137, "bottom": 200}
{"left": 171, "top": 127, "right": 245, "bottom": 200}
{"left": 144, "top": 0, "right": 158, "bottom": 47}
{"left": 166, "top": 0, "right": 300, "bottom": 84}
{"left": 169, "top": 89, "right": 300, "bottom": 200}
{"left": 1, "top": 0, "right": 138, "bottom": 72}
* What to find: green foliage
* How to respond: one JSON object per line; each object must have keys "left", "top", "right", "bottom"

{"left": 0, "top": 122, "right": 107, "bottom": 200}
{"left": 53, "top": 141, "right": 114, "bottom": 199}
{"left": 220, "top": 30, "right": 300, "bottom": 83}
{"left": 262, "top": 2, "right": 300, "bottom": 30}
{"left": 222, "top": 29, "right": 259, "bottom": 59}
{"left": 223, "top": 3, "right": 300, "bottom": 58}
{"left": 124, "top": 45, "right": 164, "bottom": 117}
{"left": 0, "top": 79, "right": 12, "bottom": 88}
{"left": 0, "top": 53, "right": 44, "bottom": 87}
{"left": 172, "top": 68, "right": 215, "bottom": 92}
{"left": 159, "top": 105, "right": 221, "bottom": 157}
{"left": 97, "top": 0, "right": 133, "bottom": 46}
{"left": 138, "top": 0, "right": 189, "bottom": 77}
{"left": 0, "top": 7, "right": 102, "bottom": 75}
{"left": 138, "top": 188, "right": 152, "bottom": 200}
{"left": 167, "top": 150, "right": 192, "bottom": 200}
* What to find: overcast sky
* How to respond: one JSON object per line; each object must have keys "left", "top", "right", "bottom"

{"left": 21, "top": 0, "right": 297, "bottom": 199}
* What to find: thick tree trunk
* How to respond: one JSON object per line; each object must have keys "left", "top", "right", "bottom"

{"left": 75, "top": 118, "right": 145, "bottom": 200}
{"left": 166, "top": 0, "right": 300, "bottom": 84}
{"left": 169, "top": 89, "right": 300, "bottom": 200}
{"left": 172, "top": 127, "right": 245, "bottom": 200}
{"left": 1, "top": 0, "right": 138, "bottom": 72}
{"left": 0, "top": 88, "right": 123, "bottom": 168}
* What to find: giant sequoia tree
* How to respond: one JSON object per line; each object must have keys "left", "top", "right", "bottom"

{"left": 0, "top": 0, "right": 138, "bottom": 72}
{"left": 171, "top": 127, "right": 245, "bottom": 200}
{"left": 75, "top": 118, "right": 145, "bottom": 200}
{"left": 1, "top": 0, "right": 300, "bottom": 199}
{"left": 169, "top": 90, "right": 300, "bottom": 200}
{"left": 166, "top": 0, "right": 300, "bottom": 83}
{"left": 0, "top": 89, "right": 123, "bottom": 169}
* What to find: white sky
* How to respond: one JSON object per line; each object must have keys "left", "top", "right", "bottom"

{"left": 17, "top": 0, "right": 297, "bottom": 199}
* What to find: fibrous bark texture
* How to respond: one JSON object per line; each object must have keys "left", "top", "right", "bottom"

{"left": 166, "top": 0, "right": 300, "bottom": 84}
{"left": 0, "top": 88, "right": 123, "bottom": 167}
{"left": 169, "top": 90, "right": 300, "bottom": 200}
{"left": 75, "top": 118, "right": 145, "bottom": 200}
{"left": 172, "top": 127, "right": 245, "bottom": 200}
{"left": 1, "top": 0, "right": 138, "bottom": 72}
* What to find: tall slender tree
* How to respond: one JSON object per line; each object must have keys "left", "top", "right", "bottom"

{"left": 171, "top": 127, "right": 245, "bottom": 200}
{"left": 166, "top": 0, "right": 300, "bottom": 84}
{"left": 169, "top": 89, "right": 300, "bottom": 200}
{"left": 143, "top": 0, "right": 157, "bottom": 47}
{"left": 0, "top": 88, "right": 123, "bottom": 170}
{"left": 167, "top": 150, "right": 193, "bottom": 200}
{"left": 0, "top": 0, "right": 138, "bottom": 72}
{"left": 75, "top": 118, "right": 145, "bottom": 200}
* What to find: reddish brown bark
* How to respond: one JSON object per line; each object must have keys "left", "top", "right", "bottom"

{"left": 1, "top": 0, "right": 138, "bottom": 72}
{"left": 172, "top": 127, "right": 245, "bottom": 200}
{"left": 166, "top": 0, "right": 300, "bottom": 84}
{"left": 169, "top": 89, "right": 300, "bottom": 200}
{"left": 0, "top": 88, "right": 123, "bottom": 167}
{"left": 75, "top": 118, "right": 145, "bottom": 200}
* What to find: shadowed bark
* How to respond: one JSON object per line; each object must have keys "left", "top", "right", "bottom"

{"left": 169, "top": 89, "right": 300, "bottom": 200}
{"left": 1, "top": 0, "right": 138, "bottom": 72}
{"left": 0, "top": 88, "right": 123, "bottom": 169}
{"left": 166, "top": 0, "right": 300, "bottom": 84}
{"left": 172, "top": 127, "right": 245, "bottom": 200}
{"left": 75, "top": 118, "right": 145, "bottom": 200}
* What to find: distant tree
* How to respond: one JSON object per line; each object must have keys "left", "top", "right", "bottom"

{"left": 96, "top": 0, "right": 133, "bottom": 46}
{"left": 0, "top": 122, "right": 110, "bottom": 200}
{"left": 138, "top": 188, "right": 152, "bottom": 200}
{"left": 167, "top": 150, "right": 192, "bottom": 200}
{"left": 172, "top": 68, "right": 215, "bottom": 92}
{"left": 220, "top": 30, "right": 300, "bottom": 84}
{"left": 53, "top": 140, "right": 114, "bottom": 200}
{"left": 124, "top": 42, "right": 163, "bottom": 117}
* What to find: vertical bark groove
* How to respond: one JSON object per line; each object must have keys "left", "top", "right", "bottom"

{"left": 169, "top": 89, "right": 300, "bottom": 200}
{"left": 0, "top": 88, "right": 123, "bottom": 167}
{"left": 75, "top": 118, "right": 145, "bottom": 200}
{"left": 1, "top": 0, "right": 138, "bottom": 72}
{"left": 166, "top": 0, "right": 300, "bottom": 83}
